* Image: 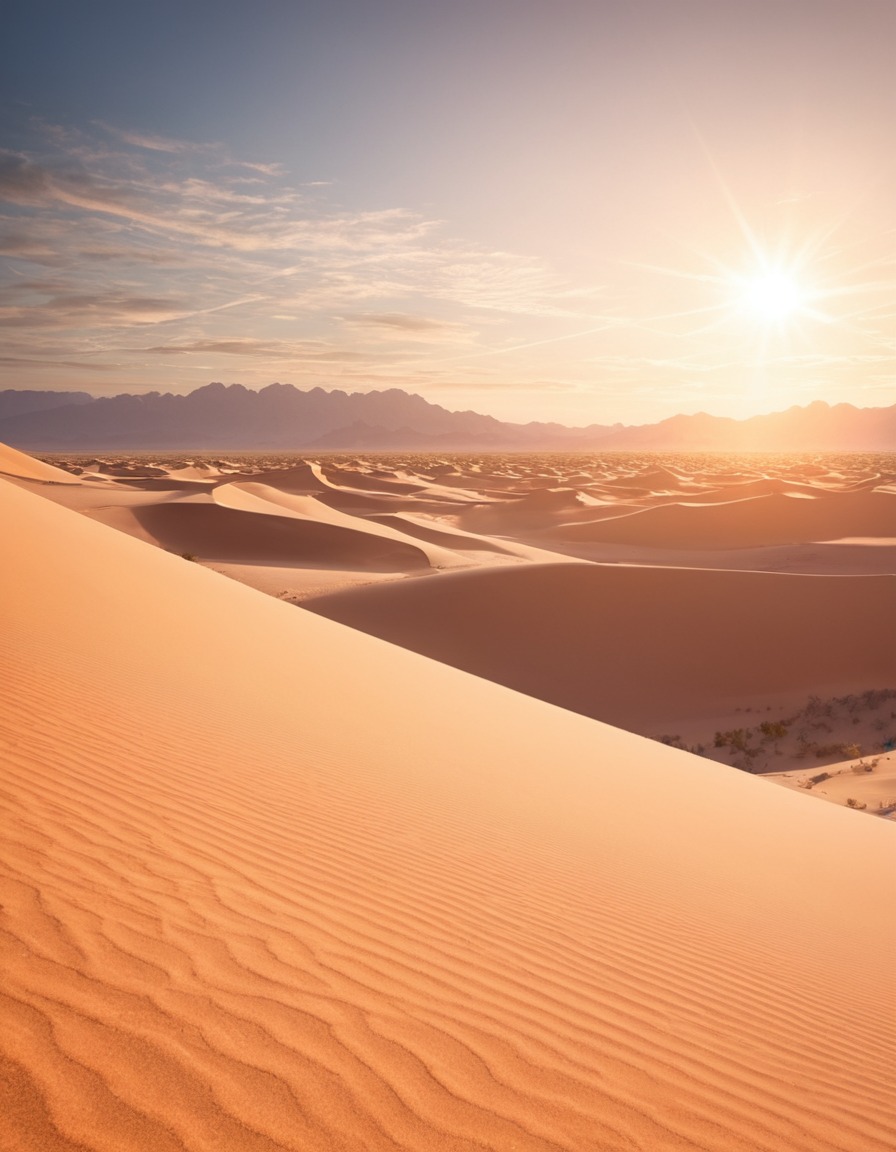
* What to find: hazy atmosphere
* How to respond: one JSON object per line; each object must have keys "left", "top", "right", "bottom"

{"left": 1, "top": 0, "right": 893, "bottom": 425}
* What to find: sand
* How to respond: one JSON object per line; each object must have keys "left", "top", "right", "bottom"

{"left": 2, "top": 448, "right": 895, "bottom": 1150}
{"left": 0, "top": 441, "right": 81, "bottom": 485}
{"left": 303, "top": 562, "right": 896, "bottom": 730}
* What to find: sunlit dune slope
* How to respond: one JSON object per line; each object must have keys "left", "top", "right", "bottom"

{"left": 550, "top": 490, "right": 896, "bottom": 548}
{"left": 2, "top": 478, "right": 895, "bottom": 1151}
{"left": 0, "top": 440, "right": 80, "bottom": 484}
{"left": 304, "top": 563, "right": 896, "bottom": 728}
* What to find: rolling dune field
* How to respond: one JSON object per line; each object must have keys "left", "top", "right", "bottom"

{"left": 2, "top": 446, "right": 895, "bottom": 1151}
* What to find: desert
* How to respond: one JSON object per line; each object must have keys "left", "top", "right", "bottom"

{"left": 3, "top": 2, "right": 895, "bottom": 1147}
{"left": 2, "top": 441, "right": 895, "bottom": 1151}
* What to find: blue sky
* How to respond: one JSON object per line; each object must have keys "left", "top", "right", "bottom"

{"left": 1, "top": 0, "right": 893, "bottom": 425}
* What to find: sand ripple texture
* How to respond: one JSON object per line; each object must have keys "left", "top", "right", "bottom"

{"left": 1, "top": 477, "right": 895, "bottom": 1152}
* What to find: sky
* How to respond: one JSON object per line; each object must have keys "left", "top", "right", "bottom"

{"left": 0, "top": 0, "right": 893, "bottom": 427}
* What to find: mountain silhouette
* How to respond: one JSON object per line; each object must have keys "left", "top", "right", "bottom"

{"left": 0, "top": 383, "right": 891, "bottom": 451}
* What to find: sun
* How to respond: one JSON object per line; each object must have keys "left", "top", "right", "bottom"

{"left": 742, "top": 270, "right": 803, "bottom": 319}
{"left": 737, "top": 268, "right": 807, "bottom": 324}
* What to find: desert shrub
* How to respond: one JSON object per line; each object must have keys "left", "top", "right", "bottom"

{"left": 863, "top": 688, "right": 896, "bottom": 709}
{"left": 181, "top": 552, "right": 198, "bottom": 562}
{"left": 813, "top": 743, "right": 844, "bottom": 758}
{"left": 657, "top": 734, "right": 686, "bottom": 749}
{"left": 759, "top": 721, "right": 788, "bottom": 740}
{"left": 715, "top": 728, "right": 749, "bottom": 752}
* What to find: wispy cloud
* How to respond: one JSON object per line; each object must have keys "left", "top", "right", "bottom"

{"left": 142, "top": 338, "right": 366, "bottom": 362}
{"left": 340, "top": 312, "right": 472, "bottom": 342}
{"left": 98, "top": 124, "right": 219, "bottom": 155}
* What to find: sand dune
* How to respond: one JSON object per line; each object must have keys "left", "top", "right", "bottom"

{"left": 370, "top": 511, "right": 522, "bottom": 554}
{"left": 2, "top": 476, "right": 895, "bottom": 1152}
{"left": 459, "top": 489, "right": 635, "bottom": 533}
{"left": 320, "top": 462, "right": 428, "bottom": 495}
{"left": 239, "top": 460, "right": 333, "bottom": 493}
{"left": 363, "top": 511, "right": 585, "bottom": 568}
{"left": 596, "top": 465, "right": 687, "bottom": 490}
{"left": 0, "top": 440, "right": 80, "bottom": 484}
{"left": 549, "top": 489, "right": 896, "bottom": 549}
{"left": 130, "top": 499, "right": 432, "bottom": 570}
{"left": 245, "top": 459, "right": 486, "bottom": 508}
{"left": 305, "top": 562, "right": 896, "bottom": 730}
{"left": 212, "top": 481, "right": 465, "bottom": 568}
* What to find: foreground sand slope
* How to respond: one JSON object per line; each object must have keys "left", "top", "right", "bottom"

{"left": 2, "top": 478, "right": 895, "bottom": 1152}
{"left": 0, "top": 441, "right": 80, "bottom": 484}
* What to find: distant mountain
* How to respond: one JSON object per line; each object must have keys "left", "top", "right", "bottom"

{"left": 0, "top": 383, "right": 892, "bottom": 451}
{"left": 592, "top": 401, "right": 896, "bottom": 452}
{"left": 0, "top": 389, "right": 94, "bottom": 420}
{"left": 0, "top": 382, "right": 616, "bottom": 450}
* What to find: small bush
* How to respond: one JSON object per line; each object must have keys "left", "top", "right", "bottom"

{"left": 759, "top": 721, "right": 788, "bottom": 740}
{"left": 715, "top": 728, "right": 749, "bottom": 752}
{"left": 657, "top": 734, "right": 686, "bottom": 749}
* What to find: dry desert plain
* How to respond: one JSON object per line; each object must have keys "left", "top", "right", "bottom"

{"left": 1, "top": 441, "right": 895, "bottom": 1151}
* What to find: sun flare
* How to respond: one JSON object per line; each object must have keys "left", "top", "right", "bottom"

{"left": 740, "top": 269, "right": 805, "bottom": 322}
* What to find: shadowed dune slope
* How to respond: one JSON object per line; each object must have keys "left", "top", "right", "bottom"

{"left": 304, "top": 563, "right": 896, "bottom": 728}
{"left": 130, "top": 500, "right": 430, "bottom": 570}
{"left": 552, "top": 490, "right": 896, "bottom": 548}
{"left": 2, "top": 479, "right": 895, "bottom": 1152}
{"left": 370, "top": 512, "right": 521, "bottom": 554}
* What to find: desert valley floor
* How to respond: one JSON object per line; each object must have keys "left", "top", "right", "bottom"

{"left": 1, "top": 443, "right": 895, "bottom": 1151}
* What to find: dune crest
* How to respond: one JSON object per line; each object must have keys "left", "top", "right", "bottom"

{"left": 0, "top": 440, "right": 80, "bottom": 484}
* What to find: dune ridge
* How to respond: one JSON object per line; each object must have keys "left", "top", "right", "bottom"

{"left": 546, "top": 490, "right": 895, "bottom": 549}
{"left": 2, "top": 476, "right": 895, "bottom": 1150}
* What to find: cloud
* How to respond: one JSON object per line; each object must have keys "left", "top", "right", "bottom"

{"left": 102, "top": 127, "right": 217, "bottom": 155}
{"left": 340, "top": 312, "right": 470, "bottom": 340}
{"left": 0, "top": 129, "right": 592, "bottom": 424}
{"left": 143, "top": 338, "right": 367, "bottom": 362}
{"left": 0, "top": 287, "right": 189, "bottom": 329}
{"left": 0, "top": 354, "right": 115, "bottom": 371}
{"left": 0, "top": 132, "right": 564, "bottom": 312}
{"left": 0, "top": 149, "right": 57, "bottom": 203}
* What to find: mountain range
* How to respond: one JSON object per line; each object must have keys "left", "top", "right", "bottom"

{"left": 0, "top": 383, "right": 893, "bottom": 452}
